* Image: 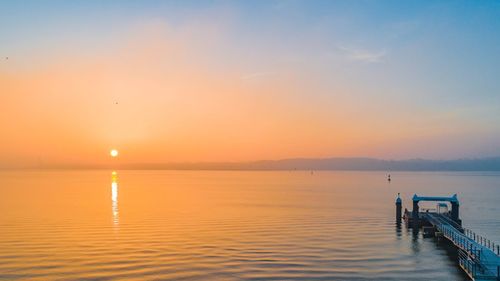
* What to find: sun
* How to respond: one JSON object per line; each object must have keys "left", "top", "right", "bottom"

{"left": 110, "top": 149, "right": 119, "bottom": 157}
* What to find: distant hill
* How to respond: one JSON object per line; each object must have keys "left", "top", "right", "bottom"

{"left": 6, "top": 157, "right": 500, "bottom": 171}
{"left": 119, "top": 157, "right": 500, "bottom": 171}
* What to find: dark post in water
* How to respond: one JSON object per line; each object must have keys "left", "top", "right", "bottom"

{"left": 396, "top": 193, "right": 402, "bottom": 223}
{"left": 412, "top": 195, "right": 419, "bottom": 229}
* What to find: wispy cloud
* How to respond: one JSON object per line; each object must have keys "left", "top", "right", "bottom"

{"left": 337, "top": 46, "right": 387, "bottom": 63}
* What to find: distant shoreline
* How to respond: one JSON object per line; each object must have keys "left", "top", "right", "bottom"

{"left": 2, "top": 157, "right": 500, "bottom": 171}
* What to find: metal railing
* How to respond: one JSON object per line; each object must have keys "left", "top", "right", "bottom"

{"left": 440, "top": 223, "right": 482, "bottom": 261}
{"left": 464, "top": 227, "right": 500, "bottom": 257}
{"left": 451, "top": 230, "right": 500, "bottom": 280}
{"left": 424, "top": 213, "right": 500, "bottom": 280}
{"left": 459, "top": 249, "right": 479, "bottom": 279}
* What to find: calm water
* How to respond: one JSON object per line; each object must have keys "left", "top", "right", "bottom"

{"left": 1, "top": 170, "right": 500, "bottom": 280}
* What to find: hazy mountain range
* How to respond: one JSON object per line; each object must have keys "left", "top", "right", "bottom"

{"left": 110, "top": 157, "right": 500, "bottom": 171}
{"left": 6, "top": 157, "right": 500, "bottom": 171}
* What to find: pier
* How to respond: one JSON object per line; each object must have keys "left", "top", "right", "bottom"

{"left": 397, "top": 194, "right": 500, "bottom": 281}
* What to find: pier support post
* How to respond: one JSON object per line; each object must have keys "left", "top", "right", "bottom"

{"left": 451, "top": 194, "right": 460, "bottom": 224}
{"left": 412, "top": 195, "right": 419, "bottom": 229}
{"left": 396, "top": 193, "right": 402, "bottom": 223}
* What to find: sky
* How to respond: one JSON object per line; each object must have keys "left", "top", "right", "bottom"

{"left": 1, "top": 0, "right": 500, "bottom": 167}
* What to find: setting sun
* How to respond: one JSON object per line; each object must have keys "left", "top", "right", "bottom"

{"left": 110, "top": 149, "right": 119, "bottom": 157}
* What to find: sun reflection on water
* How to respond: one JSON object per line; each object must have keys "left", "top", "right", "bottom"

{"left": 111, "top": 171, "right": 119, "bottom": 226}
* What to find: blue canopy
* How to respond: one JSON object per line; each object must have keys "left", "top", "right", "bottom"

{"left": 412, "top": 194, "right": 458, "bottom": 203}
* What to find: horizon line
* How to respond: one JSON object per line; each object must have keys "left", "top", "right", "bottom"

{"left": 2, "top": 156, "right": 500, "bottom": 171}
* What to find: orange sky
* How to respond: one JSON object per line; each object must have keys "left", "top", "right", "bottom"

{"left": 1, "top": 8, "right": 499, "bottom": 168}
{"left": 0, "top": 21, "right": 358, "bottom": 167}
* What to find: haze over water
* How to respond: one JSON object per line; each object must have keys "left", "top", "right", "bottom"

{"left": 1, "top": 170, "right": 499, "bottom": 280}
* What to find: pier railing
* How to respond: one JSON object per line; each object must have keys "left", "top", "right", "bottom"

{"left": 459, "top": 249, "right": 479, "bottom": 279}
{"left": 459, "top": 250, "right": 500, "bottom": 281}
{"left": 400, "top": 194, "right": 500, "bottom": 281}
{"left": 441, "top": 224, "right": 500, "bottom": 280}
{"left": 440, "top": 224, "right": 482, "bottom": 261}
{"left": 423, "top": 213, "right": 500, "bottom": 280}
{"left": 464, "top": 228, "right": 500, "bottom": 257}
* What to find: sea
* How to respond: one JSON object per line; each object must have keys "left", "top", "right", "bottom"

{"left": 1, "top": 170, "right": 499, "bottom": 280}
